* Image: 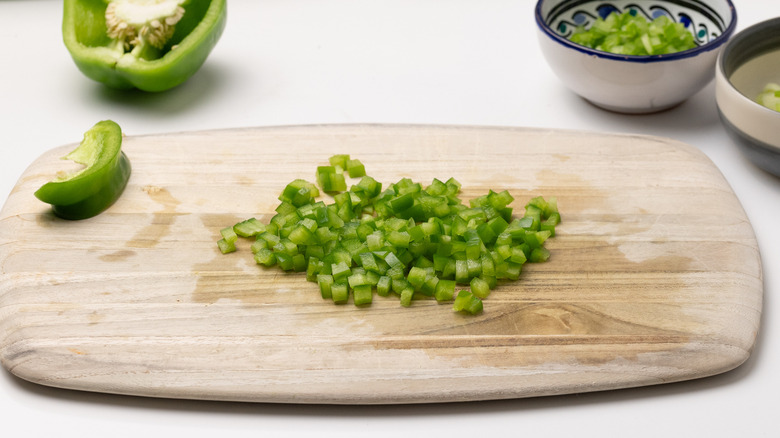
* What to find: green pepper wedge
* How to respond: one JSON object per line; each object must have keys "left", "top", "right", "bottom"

{"left": 35, "top": 120, "right": 131, "bottom": 220}
{"left": 63, "top": 0, "right": 227, "bottom": 92}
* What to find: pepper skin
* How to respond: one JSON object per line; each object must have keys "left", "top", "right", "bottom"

{"left": 34, "top": 120, "right": 132, "bottom": 220}
{"left": 63, "top": 0, "right": 227, "bottom": 92}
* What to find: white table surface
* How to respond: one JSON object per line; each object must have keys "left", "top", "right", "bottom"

{"left": 1, "top": 1, "right": 777, "bottom": 436}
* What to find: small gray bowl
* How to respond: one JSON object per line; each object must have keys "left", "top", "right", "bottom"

{"left": 716, "top": 17, "right": 780, "bottom": 177}
{"left": 536, "top": 0, "right": 737, "bottom": 113}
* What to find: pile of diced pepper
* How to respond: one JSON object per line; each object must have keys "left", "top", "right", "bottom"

{"left": 218, "top": 155, "right": 560, "bottom": 314}
{"left": 568, "top": 10, "right": 697, "bottom": 56}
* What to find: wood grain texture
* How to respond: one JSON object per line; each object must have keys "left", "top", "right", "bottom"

{"left": 0, "top": 124, "right": 763, "bottom": 404}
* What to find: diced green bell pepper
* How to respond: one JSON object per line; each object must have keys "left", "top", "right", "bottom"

{"left": 34, "top": 120, "right": 131, "bottom": 220}
{"left": 219, "top": 154, "right": 562, "bottom": 315}
{"left": 757, "top": 83, "right": 780, "bottom": 112}
{"left": 63, "top": 0, "right": 227, "bottom": 92}
{"left": 453, "top": 290, "right": 483, "bottom": 314}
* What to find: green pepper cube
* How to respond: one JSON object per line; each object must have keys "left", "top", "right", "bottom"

{"left": 389, "top": 193, "right": 415, "bottom": 213}
{"left": 280, "top": 179, "right": 318, "bottom": 207}
{"left": 365, "top": 270, "right": 381, "bottom": 286}
{"left": 530, "top": 247, "right": 551, "bottom": 263}
{"left": 331, "top": 248, "right": 353, "bottom": 266}
{"left": 408, "top": 225, "right": 426, "bottom": 242}
{"left": 453, "top": 290, "right": 483, "bottom": 314}
{"left": 482, "top": 275, "right": 497, "bottom": 290}
{"left": 317, "top": 274, "right": 334, "bottom": 299}
{"left": 540, "top": 214, "right": 560, "bottom": 236}
{"left": 387, "top": 230, "right": 411, "bottom": 248}
{"left": 347, "top": 272, "right": 369, "bottom": 289}
{"left": 354, "top": 175, "right": 382, "bottom": 198}
{"left": 250, "top": 239, "right": 268, "bottom": 254}
{"left": 496, "top": 231, "right": 513, "bottom": 246}
{"left": 441, "top": 258, "right": 456, "bottom": 280}
{"left": 496, "top": 244, "right": 512, "bottom": 260}
{"left": 258, "top": 231, "right": 281, "bottom": 247}
{"left": 355, "top": 219, "right": 374, "bottom": 236}
{"left": 233, "top": 218, "right": 266, "bottom": 237}
{"left": 331, "top": 261, "right": 352, "bottom": 282}
{"left": 391, "top": 277, "right": 410, "bottom": 294}
{"left": 217, "top": 238, "right": 236, "bottom": 254}
{"left": 220, "top": 226, "right": 238, "bottom": 244}
{"left": 385, "top": 265, "right": 405, "bottom": 281}
{"left": 331, "top": 282, "right": 349, "bottom": 304}
{"left": 480, "top": 253, "right": 496, "bottom": 277}
{"left": 504, "top": 261, "right": 523, "bottom": 280}
{"left": 414, "top": 255, "right": 434, "bottom": 269}
{"left": 288, "top": 224, "right": 314, "bottom": 245}
{"left": 254, "top": 248, "right": 276, "bottom": 266}
{"left": 524, "top": 230, "right": 551, "bottom": 249}
{"left": 470, "top": 277, "right": 491, "bottom": 299}
{"left": 317, "top": 165, "right": 336, "bottom": 177}
{"left": 276, "top": 201, "right": 297, "bottom": 216}
{"left": 306, "top": 257, "right": 323, "bottom": 281}
{"left": 467, "top": 258, "right": 482, "bottom": 278}
{"left": 487, "top": 216, "right": 509, "bottom": 236}
{"left": 399, "top": 287, "right": 414, "bottom": 307}
{"left": 329, "top": 154, "right": 350, "bottom": 170}
{"left": 273, "top": 239, "right": 298, "bottom": 256}
{"left": 420, "top": 275, "right": 439, "bottom": 297}
{"left": 366, "top": 230, "right": 386, "bottom": 251}
{"left": 384, "top": 252, "right": 405, "bottom": 269}
{"left": 292, "top": 254, "right": 307, "bottom": 272}
{"left": 315, "top": 227, "right": 337, "bottom": 244}
{"left": 434, "top": 279, "right": 456, "bottom": 302}
{"left": 353, "top": 285, "right": 373, "bottom": 306}
{"left": 318, "top": 167, "right": 347, "bottom": 193}
{"left": 274, "top": 252, "right": 294, "bottom": 271}
{"left": 510, "top": 246, "right": 528, "bottom": 264}
{"left": 359, "top": 252, "right": 380, "bottom": 273}
{"left": 465, "top": 239, "right": 482, "bottom": 260}
{"left": 306, "top": 244, "right": 325, "bottom": 260}
{"left": 425, "top": 178, "right": 447, "bottom": 196}
{"left": 297, "top": 202, "right": 316, "bottom": 219}
{"left": 407, "top": 266, "right": 428, "bottom": 290}
{"left": 489, "top": 190, "right": 515, "bottom": 209}
{"left": 291, "top": 187, "right": 315, "bottom": 207}
{"left": 346, "top": 159, "right": 366, "bottom": 178}
{"left": 454, "top": 260, "right": 470, "bottom": 283}
{"left": 376, "top": 276, "right": 392, "bottom": 297}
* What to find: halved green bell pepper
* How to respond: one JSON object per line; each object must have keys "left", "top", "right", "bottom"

{"left": 35, "top": 120, "right": 131, "bottom": 220}
{"left": 63, "top": 0, "right": 227, "bottom": 92}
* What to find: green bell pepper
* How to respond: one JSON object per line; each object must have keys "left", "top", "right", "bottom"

{"left": 34, "top": 120, "right": 131, "bottom": 220}
{"left": 63, "top": 0, "right": 227, "bottom": 92}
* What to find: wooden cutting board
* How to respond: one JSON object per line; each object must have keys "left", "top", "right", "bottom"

{"left": 0, "top": 124, "right": 762, "bottom": 404}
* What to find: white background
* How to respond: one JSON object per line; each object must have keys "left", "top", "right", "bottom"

{"left": 1, "top": 1, "right": 778, "bottom": 436}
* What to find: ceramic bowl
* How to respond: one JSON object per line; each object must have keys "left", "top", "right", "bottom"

{"left": 716, "top": 17, "right": 780, "bottom": 177}
{"left": 535, "top": 0, "right": 737, "bottom": 113}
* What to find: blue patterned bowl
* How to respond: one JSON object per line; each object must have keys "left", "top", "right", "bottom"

{"left": 535, "top": 0, "right": 737, "bottom": 113}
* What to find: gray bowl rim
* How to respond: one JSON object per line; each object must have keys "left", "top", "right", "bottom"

{"left": 535, "top": 0, "right": 738, "bottom": 63}
{"left": 718, "top": 16, "right": 780, "bottom": 82}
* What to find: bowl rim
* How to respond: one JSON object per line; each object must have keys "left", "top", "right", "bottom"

{"left": 718, "top": 15, "right": 780, "bottom": 85}
{"left": 535, "top": 0, "right": 738, "bottom": 63}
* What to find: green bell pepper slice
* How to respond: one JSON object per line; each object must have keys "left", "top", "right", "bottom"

{"left": 34, "top": 120, "right": 131, "bottom": 220}
{"left": 63, "top": 0, "right": 227, "bottom": 92}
